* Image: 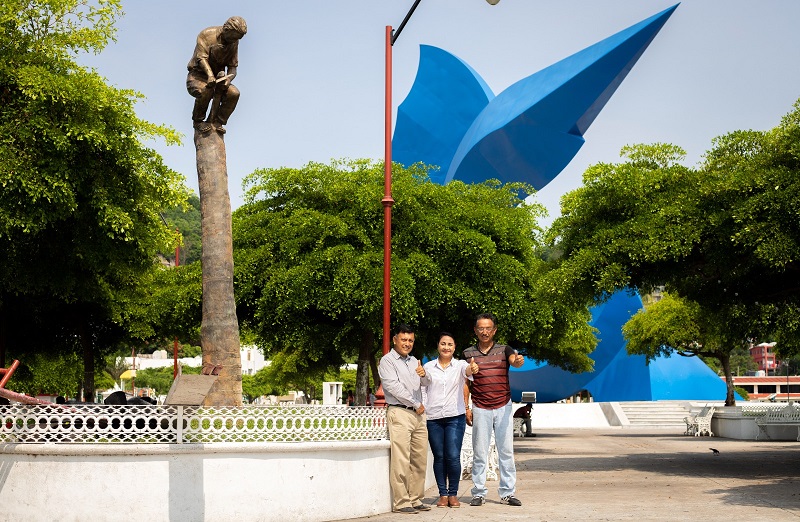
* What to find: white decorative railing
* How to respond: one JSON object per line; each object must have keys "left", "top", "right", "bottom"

{"left": 739, "top": 403, "right": 797, "bottom": 417}
{"left": 0, "top": 404, "right": 388, "bottom": 444}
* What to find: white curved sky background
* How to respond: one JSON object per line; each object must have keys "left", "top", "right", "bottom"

{"left": 82, "top": 0, "right": 800, "bottom": 226}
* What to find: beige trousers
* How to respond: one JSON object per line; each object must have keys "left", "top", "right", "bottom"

{"left": 387, "top": 407, "right": 428, "bottom": 510}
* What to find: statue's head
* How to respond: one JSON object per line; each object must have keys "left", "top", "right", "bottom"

{"left": 222, "top": 16, "right": 247, "bottom": 43}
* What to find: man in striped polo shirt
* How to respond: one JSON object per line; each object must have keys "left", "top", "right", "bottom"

{"left": 463, "top": 312, "right": 525, "bottom": 507}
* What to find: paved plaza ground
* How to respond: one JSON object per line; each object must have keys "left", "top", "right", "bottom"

{"left": 342, "top": 428, "right": 800, "bottom": 522}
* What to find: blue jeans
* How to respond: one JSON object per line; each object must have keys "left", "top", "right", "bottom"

{"left": 471, "top": 401, "right": 516, "bottom": 498}
{"left": 427, "top": 414, "right": 467, "bottom": 496}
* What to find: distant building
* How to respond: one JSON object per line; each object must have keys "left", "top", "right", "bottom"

{"left": 126, "top": 345, "right": 268, "bottom": 375}
{"left": 730, "top": 375, "right": 800, "bottom": 402}
{"left": 750, "top": 342, "right": 778, "bottom": 374}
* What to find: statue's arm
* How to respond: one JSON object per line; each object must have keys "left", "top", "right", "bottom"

{"left": 190, "top": 32, "right": 216, "bottom": 84}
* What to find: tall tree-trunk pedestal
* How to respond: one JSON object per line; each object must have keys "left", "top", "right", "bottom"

{"left": 195, "top": 129, "right": 243, "bottom": 406}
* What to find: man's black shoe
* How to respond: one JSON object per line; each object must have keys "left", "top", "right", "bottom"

{"left": 392, "top": 507, "right": 418, "bottom": 514}
{"left": 413, "top": 503, "right": 431, "bottom": 511}
{"left": 501, "top": 495, "right": 522, "bottom": 506}
{"left": 469, "top": 496, "right": 485, "bottom": 506}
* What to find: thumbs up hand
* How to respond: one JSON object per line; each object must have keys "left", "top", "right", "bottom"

{"left": 416, "top": 360, "right": 426, "bottom": 377}
{"left": 468, "top": 357, "right": 479, "bottom": 375}
{"left": 510, "top": 351, "right": 524, "bottom": 368}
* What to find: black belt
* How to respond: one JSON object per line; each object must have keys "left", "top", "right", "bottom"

{"left": 388, "top": 404, "right": 416, "bottom": 411}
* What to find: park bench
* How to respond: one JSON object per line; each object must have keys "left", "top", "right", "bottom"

{"left": 513, "top": 417, "right": 525, "bottom": 437}
{"left": 755, "top": 402, "right": 800, "bottom": 441}
{"left": 683, "top": 405, "right": 715, "bottom": 436}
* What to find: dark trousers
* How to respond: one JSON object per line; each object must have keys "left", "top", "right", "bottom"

{"left": 427, "top": 414, "right": 466, "bottom": 496}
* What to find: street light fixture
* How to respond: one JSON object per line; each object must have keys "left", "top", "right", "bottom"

{"left": 381, "top": 0, "right": 500, "bottom": 357}
{"left": 375, "top": 0, "right": 498, "bottom": 406}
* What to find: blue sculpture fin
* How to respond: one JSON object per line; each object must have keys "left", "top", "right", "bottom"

{"left": 447, "top": 4, "right": 678, "bottom": 188}
{"left": 393, "top": 45, "right": 494, "bottom": 184}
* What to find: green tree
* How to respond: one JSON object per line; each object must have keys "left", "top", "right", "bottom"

{"left": 258, "top": 352, "right": 330, "bottom": 402}
{"left": 546, "top": 100, "right": 800, "bottom": 404}
{"left": 241, "top": 366, "right": 277, "bottom": 403}
{"left": 0, "top": 0, "right": 187, "bottom": 400}
{"left": 131, "top": 366, "right": 175, "bottom": 396}
{"left": 132, "top": 365, "right": 201, "bottom": 397}
{"left": 700, "top": 344, "right": 758, "bottom": 377}
{"left": 94, "top": 369, "right": 116, "bottom": 393}
{"left": 8, "top": 351, "right": 83, "bottom": 398}
{"left": 104, "top": 355, "right": 128, "bottom": 387}
{"left": 622, "top": 293, "right": 758, "bottom": 405}
{"left": 776, "top": 354, "right": 800, "bottom": 376}
{"left": 144, "top": 262, "right": 203, "bottom": 346}
{"left": 162, "top": 194, "right": 202, "bottom": 265}
{"left": 234, "top": 159, "right": 596, "bottom": 405}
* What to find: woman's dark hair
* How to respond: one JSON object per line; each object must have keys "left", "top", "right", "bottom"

{"left": 437, "top": 331, "right": 455, "bottom": 344}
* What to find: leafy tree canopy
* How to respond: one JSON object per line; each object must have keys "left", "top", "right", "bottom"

{"left": 0, "top": 0, "right": 188, "bottom": 399}
{"left": 133, "top": 365, "right": 201, "bottom": 397}
{"left": 233, "top": 159, "right": 597, "bottom": 392}
{"left": 548, "top": 100, "right": 800, "bottom": 356}
{"left": 162, "top": 193, "right": 202, "bottom": 266}
{"left": 546, "top": 100, "right": 800, "bottom": 404}
{"left": 8, "top": 351, "right": 83, "bottom": 398}
{"left": 241, "top": 367, "right": 279, "bottom": 403}
{"left": 622, "top": 293, "right": 768, "bottom": 405}
{"left": 136, "top": 262, "right": 203, "bottom": 345}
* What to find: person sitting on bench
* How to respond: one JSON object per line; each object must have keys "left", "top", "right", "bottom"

{"left": 513, "top": 403, "right": 535, "bottom": 437}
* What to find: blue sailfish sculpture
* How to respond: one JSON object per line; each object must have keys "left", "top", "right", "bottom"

{"left": 393, "top": 4, "right": 733, "bottom": 403}
{"left": 393, "top": 4, "right": 679, "bottom": 189}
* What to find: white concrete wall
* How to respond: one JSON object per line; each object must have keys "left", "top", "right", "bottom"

{"left": 714, "top": 405, "right": 800, "bottom": 440}
{"left": 0, "top": 441, "right": 391, "bottom": 522}
{"left": 529, "top": 403, "right": 612, "bottom": 428}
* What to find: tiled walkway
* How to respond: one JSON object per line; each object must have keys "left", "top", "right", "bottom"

{"left": 341, "top": 428, "right": 800, "bottom": 521}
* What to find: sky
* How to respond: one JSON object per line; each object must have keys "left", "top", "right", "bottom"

{"left": 82, "top": 0, "right": 800, "bottom": 224}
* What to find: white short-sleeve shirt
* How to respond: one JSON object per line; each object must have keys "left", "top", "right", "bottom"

{"left": 422, "top": 358, "right": 471, "bottom": 420}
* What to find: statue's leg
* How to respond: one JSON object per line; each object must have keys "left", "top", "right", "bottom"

{"left": 187, "top": 72, "right": 214, "bottom": 130}
{"left": 213, "top": 84, "right": 240, "bottom": 126}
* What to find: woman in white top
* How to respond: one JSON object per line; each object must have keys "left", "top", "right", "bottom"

{"left": 422, "top": 332, "right": 478, "bottom": 508}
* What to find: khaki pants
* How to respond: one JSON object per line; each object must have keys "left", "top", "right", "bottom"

{"left": 387, "top": 407, "right": 428, "bottom": 510}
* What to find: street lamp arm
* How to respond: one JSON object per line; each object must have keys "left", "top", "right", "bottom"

{"left": 391, "top": 0, "right": 422, "bottom": 46}
{"left": 392, "top": 0, "right": 499, "bottom": 46}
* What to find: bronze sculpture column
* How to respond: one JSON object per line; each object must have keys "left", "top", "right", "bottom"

{"left": 187, "top": 16, "right": 247, "bottom": 406}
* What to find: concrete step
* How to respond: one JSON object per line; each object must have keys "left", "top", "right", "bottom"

{"left": 618, "top": 401, "right": 692, "bottom": 428}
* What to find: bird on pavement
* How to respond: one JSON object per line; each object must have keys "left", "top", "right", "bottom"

{"left": 710, "top": 448, "right": 720, "bottom": 455}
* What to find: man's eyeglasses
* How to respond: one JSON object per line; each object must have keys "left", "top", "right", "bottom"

{"left": 475, "top": 327, "right": 495, "bottom": 333}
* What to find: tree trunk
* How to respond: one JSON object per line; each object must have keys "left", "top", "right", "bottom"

{"left": 195, "top": 129, "right": 242, "bottom": 406}
{"left": 356, "top": 330, "right": 373, "bottom": 406}
{"left": 355, "top": 360, "right": 369, "bottom": 406}
{"left": 720, "top": 352, "right": 736, "bottom": 406}
{"left": 80, "top": 318, "right": 95, "bottom": 403}
{"left": 369, "top": 350, "right": 380, "bottom": 391}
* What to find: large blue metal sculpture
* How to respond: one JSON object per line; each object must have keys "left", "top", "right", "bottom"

{"left": 394, "top": 5, "right": 679, "bottom": 189}
{"left": 393, "top": 4, "right": 731, "bottom": 402}
{"left": 508, "top": 292, "right": 731, "bottom": 403}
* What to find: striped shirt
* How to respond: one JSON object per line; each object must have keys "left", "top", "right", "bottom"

{"left": 462, "top": 343, "right": 515, "bottom": 410}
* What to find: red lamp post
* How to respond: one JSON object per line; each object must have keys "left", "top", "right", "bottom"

{"left": 375, "top": 0, "right": 498, "bottom": 405}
